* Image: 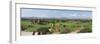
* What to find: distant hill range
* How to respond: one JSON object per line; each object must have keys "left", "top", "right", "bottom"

{"left": 21, "top": 16, "right": 92, "bottom": 20}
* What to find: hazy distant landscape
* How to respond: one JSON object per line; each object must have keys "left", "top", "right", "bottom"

{"left": 20, "top": 8, "right": 92, "bottom": 36}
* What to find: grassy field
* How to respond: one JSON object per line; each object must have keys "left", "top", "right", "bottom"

{"left": 21, "top": 18, "right": 92, "bottom": 34}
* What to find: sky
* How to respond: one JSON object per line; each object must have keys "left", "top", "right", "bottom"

{"left": 21, "top": 8, "right": 92, "bottom": 19}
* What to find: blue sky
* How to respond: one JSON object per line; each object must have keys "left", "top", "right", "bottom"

{"left": 21, "top": 8, "right": 92, "bottom": 19}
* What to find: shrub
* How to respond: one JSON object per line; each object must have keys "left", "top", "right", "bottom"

{"left": 79, "top": 27, "right": 92, "bottom": 33}
{"left": 37, "top": 27, "right": 50, "bottom": 32}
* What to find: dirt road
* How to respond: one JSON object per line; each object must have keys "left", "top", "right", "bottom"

{"left": 21, "top": 31, "right": 33, "bottom": 36}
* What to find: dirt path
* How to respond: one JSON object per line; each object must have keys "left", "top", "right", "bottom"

{"left": 69, "top": 29, "right": 81, "bottom": 34}
{"left": 21, "top": 31, "right": 33, "bottom": 36}
{"left": 69, "top": 27, "right": 84, "bottom": 34}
